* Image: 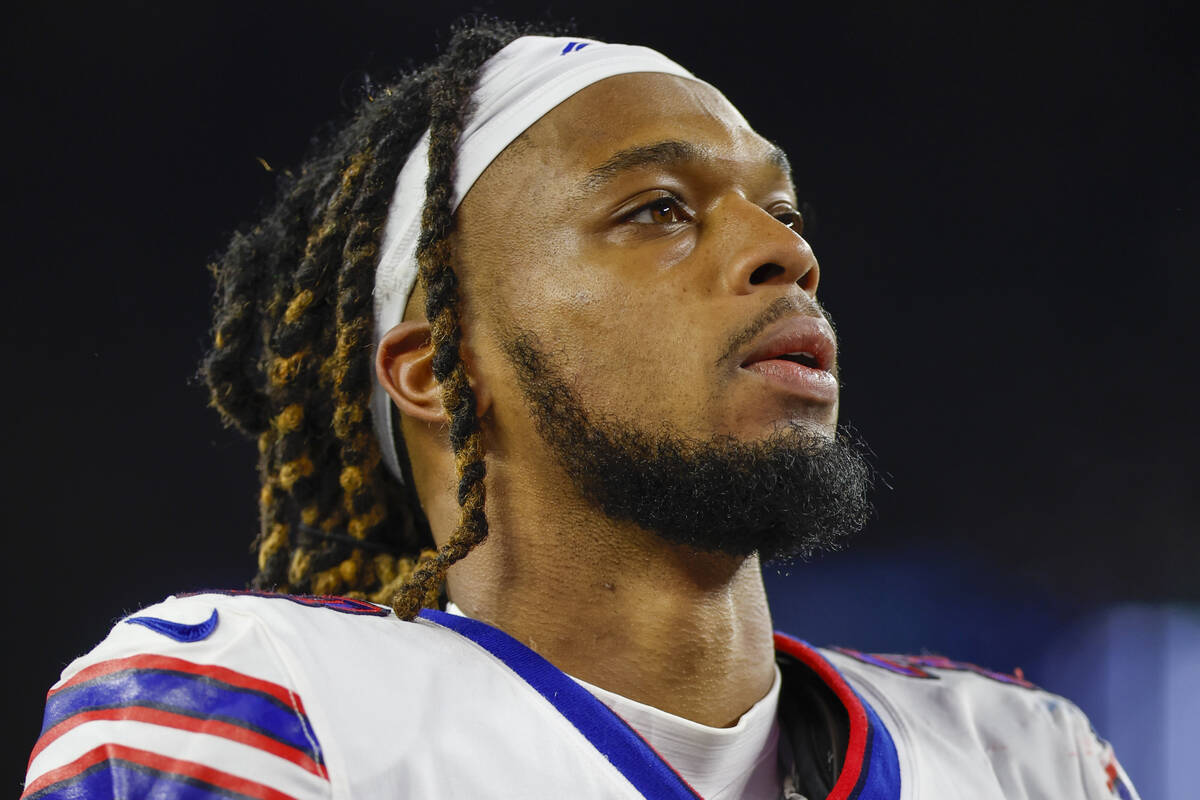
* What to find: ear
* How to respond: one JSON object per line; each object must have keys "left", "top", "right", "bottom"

{"left": 375, "top": 321, "right": 494, "bottom": 424}
{"left": 375, "top": 321, "right": 445, "bottom": 424}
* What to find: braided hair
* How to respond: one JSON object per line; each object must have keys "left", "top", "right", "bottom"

{"left": 201, "top": 18, "right": 549, "bottom": 619}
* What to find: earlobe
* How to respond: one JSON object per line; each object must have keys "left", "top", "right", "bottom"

{"left": 376, "top": 321, "right": 445, "bottom": 424}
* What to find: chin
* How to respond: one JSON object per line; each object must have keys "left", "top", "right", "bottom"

{"left": 724, "top": 411, "right": 838, "bottom": 443}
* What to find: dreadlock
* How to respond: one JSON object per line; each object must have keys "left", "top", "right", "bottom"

{"left": 201, "top": 18, "right": 549, "bottom": 620}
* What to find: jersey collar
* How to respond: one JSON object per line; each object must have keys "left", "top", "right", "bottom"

{"left": 418, "top": 609, "right": 900, "bottom": 800}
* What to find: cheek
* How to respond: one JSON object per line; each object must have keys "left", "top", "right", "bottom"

{"left": 535, "top": 284, "right": 713, "bottom": 422}
{"left": 512, "top": 264, "right": 636, "bottom": 363}
{"left": 478, "top": 233, "right": 716, "bottom": 427}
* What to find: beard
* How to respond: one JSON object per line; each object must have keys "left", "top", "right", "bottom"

{"left": 501, "top": 330, "right": 875, "bottom": 562}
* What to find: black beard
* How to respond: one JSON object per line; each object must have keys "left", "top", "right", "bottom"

{"left": 502, "top": 331, "right": 875, "bottom": 562}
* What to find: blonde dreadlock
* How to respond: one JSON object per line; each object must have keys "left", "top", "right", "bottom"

{"left": 201, "top": 18, "right": 552, "bottom": 618}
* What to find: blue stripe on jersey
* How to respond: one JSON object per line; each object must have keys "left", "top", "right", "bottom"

{"left": 25, "top": 759, "right": 254, "bottom": 800}
{"left": 846, "top": 695, "right": 900, "bottom": 800}
{"left": 42, "top": 669, "right": 320, "bottom": 763}
{"left": 420, "top": 609, "right": 703, "bottom": 800}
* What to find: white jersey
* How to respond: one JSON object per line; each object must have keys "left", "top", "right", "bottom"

{"left": 23, "top": 591, "right": 1139, "bottom": 800}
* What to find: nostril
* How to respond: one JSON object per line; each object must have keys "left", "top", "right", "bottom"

{"left": 796, "top": 264, "right": 818, "bottom": 293}
{"left": 749, "top": 263, "right": 785, "bottom": 285}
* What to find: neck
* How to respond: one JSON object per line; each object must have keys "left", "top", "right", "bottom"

{"left": 443, "top": 462, "right": 777, "bottom": 728}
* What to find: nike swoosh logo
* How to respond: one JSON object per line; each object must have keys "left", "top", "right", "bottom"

{"left": 124, "top": 608, "right": 219, "bottom": 643}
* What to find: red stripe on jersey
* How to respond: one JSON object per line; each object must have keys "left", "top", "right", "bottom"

{"left": 49, "top": 653, "right": 307, "bottom": 713}
{"left": 22, "top": 742, "right": 302, "bottom": 800}
{"left": 28, "top": 706, "right": 328, "bottom": 780}
{"left": 774, "top": 635, "right": 869, "bottom": 800}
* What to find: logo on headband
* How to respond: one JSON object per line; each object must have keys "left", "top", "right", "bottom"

{"left": 560, "top": 41, "right": 592, "bottom": 55}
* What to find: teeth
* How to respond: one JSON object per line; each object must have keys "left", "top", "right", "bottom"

{"left": 777, "top": 351, "right": 819, "bottom": 367}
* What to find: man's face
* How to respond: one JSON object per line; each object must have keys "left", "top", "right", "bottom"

{"left": 460, "top": 72, "right": 836, "bottom": 444}
{"left": 451, "top": 72, "right": 871, "bottom": 557}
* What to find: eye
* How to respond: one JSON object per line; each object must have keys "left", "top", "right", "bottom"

{"left": 772, "top": 207, "right": 804, "bottom": 235}
{"left": 626, "top": 194, "right": 693, "bottom": 226}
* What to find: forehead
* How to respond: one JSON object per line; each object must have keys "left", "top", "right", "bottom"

{"left": 485, "top": 72, "right": 782, "bottom": 185}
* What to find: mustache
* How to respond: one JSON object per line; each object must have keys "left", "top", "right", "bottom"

{"left": 714, "top": 295, "right": 837, "bottom": 368}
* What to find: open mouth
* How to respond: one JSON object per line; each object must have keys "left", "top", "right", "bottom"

{"left": 738, "top": 317, "right": 835, "bottom": 374}
{"left": 734, "top": 314, "right": 839, "bottom": 403}
{"left": 765, "top": 351, "right": 822, "bottom": 369}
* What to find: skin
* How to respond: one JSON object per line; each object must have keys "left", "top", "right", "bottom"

{"left": 377, "top": 72, "right": 835, "bottom": 727}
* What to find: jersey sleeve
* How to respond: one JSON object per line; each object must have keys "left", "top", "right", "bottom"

{"left": 1058, "top": 698, "right": 1141, "bottom": 800}
{"left": 22, "top": 595, "right": 333, "bottom": 800}
{"left": 825, "top": 647, "right": 1143, "bottom": 799}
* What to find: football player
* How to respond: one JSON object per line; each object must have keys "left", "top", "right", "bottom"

{"left": 24, "top": 19, "right": 1139, "bottom": 800}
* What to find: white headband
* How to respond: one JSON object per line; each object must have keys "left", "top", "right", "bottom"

{"left": 371, "top": 35, "right": 698, "bottom": 481}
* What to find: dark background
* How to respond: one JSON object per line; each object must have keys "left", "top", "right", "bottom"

{"left": 7, "top": 0, "right": 1196, "bottom": 795}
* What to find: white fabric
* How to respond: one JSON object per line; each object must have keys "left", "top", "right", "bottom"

{"left": 26, "top": 592, "right": 1141, "bottom": 799}
{"left": 819, "top": 648, "right": 1142, "bottom": 800}
{"left": 26, "top": 594, "right": 653, "bottom": 799}
{"left": 369, "top": 35, "right": 698, "bottom": 481}
{"left": 573, "top": 669, "right": 783, "bottom": 800}
{"left": 446, "top": 601, "right": 783, "bottom": 799}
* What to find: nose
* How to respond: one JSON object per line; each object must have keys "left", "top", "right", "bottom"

{"left": 715, "top": 195, "right": 819, "bottom": 297}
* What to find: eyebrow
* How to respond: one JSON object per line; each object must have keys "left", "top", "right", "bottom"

{"left": 579, "top": 139, "right": 793, "bottom": 194}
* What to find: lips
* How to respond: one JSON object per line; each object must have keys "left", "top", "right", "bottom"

{"left": 739, "top": 316, "right": 836, "bottom": 373}
{"left": 738, "top": 315, "right": 838, "bottom": 402}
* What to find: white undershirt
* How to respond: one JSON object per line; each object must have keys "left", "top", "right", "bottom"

{"left": 572, "top": 668, "right": 783, "bottom": 800}
{"left": 445, "top": 603, "right": 783, "bottom": 799}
